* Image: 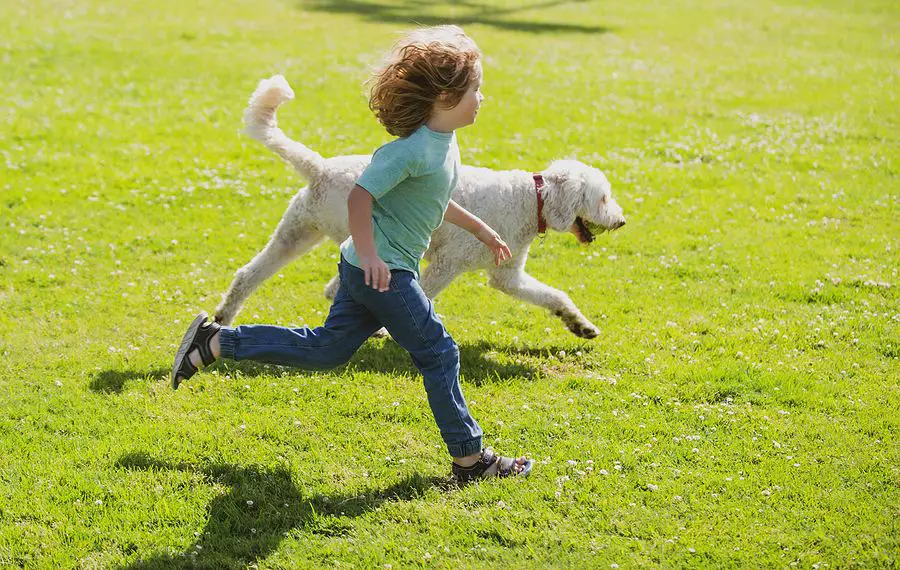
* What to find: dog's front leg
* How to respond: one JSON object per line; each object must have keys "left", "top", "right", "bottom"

{"left": 488, "top": 267, "right": 600, "bottom": 339}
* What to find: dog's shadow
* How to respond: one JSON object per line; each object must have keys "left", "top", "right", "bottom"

{"left": 299, "top": 0, "right": 612, "bottom": 35}
{"left": 90, "top": 339, "right": 589, "bottom": 393}
{"left": 116, "top": 452, "right": 449, "bottom": 569}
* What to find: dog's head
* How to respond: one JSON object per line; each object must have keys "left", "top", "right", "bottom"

{"left": 540, "top": 160, "right": 626, "bottom": 244}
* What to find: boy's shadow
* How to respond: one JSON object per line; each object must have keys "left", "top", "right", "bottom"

{"left": 117, "top": 452, "right": 448, "bottom": 569}
{"left": 90, "top": 368, "right": 170, "bottom": 394}
{"left": 217, "top": 339, "right": 595, "bottom": 385}
{"left": 90, "top": 339, "right": 589, "bottom": 393}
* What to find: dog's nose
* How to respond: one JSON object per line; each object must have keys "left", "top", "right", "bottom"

{"left": 613, "top": 219, "right": 626, "bottom": 231}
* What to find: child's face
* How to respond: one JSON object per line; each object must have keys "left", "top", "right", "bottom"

{"left": 436, "top": 61, "right": 484, "bottom": 129}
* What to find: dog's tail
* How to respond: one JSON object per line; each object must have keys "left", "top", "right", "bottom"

{"left": 243, "top": 75, "right": 325, "bottom": 181}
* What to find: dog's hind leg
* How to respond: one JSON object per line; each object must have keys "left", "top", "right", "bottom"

{"left": 487, "top": 266, "right": 599, "bottom": 339}
{"left": 323, "top": 274, "right": 340, "bottom": 300}
{"left": 418, "top": 261, "right": 460, "bottom": 300}
{"left": 215, "top": 224, "right": 324, "bottom": 325}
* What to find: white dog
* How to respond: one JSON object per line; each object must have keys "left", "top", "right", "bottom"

{"left": 214, "top": 76, "right": 626, "bottom": 338}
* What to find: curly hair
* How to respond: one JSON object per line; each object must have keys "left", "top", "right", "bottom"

{"left": 368, "top": 25, "right": 481, "bottom": 138}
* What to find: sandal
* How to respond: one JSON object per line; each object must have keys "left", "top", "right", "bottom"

{"left": 451, "top": 448, "right": 534, "bottom": 483}
{"left": 171, "top": 311, "right": 220, "bottom": 390}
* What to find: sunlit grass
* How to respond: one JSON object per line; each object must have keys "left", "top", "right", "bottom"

{"left": 0, "top": 0, "right": 897, "bottom": 567}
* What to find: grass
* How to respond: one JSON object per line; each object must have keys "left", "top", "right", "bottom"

{"left": 1, "top": 0, "right": 898, "bottom": 567}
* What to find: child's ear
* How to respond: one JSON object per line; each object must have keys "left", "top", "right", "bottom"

{"left": 435, "top": 91, "right": 453, "bottom": 109}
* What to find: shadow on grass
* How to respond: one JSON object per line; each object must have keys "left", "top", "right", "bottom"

{"left": 90, "top": 339, "right": 591, "bottom": 393}
{"left": 116, "top": 451, "right": 450, "bottom": 569}
{"left": 300, "top": 0, "right": 612, "bottom": 35}
{"left": 90, "top": 367, "right": 170, "bottom": 394}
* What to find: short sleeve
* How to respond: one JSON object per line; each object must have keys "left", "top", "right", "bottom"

{"left": 356, "top": 143, "right": 414, "bottom": 200}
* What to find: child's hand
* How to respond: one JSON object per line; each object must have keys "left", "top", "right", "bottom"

{"left": 477, "top": 227, "right": 512, "bottom": 266}
{"left": 360, "top": 254, "right": 392, "bottom": 292}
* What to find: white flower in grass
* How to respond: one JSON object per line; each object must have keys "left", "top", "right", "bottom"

{"left": 647, "top": 483, "right": 658, "bottom": 491}
{"left": 599, "top": 469, "right": 609, "bottom": 476}
{"left": 567, "top": 460, "right": 577, "bottom": 467}
{"left": 773, "top": 440, "right": 781, "bottom": 448}
{"left": 761, "top": 489, "right": 771, "bottom": 496}
{"left": 94, "top": 499, "right": 103, "bottom": 506}
{"left": 246, "top": 500, "right": 253, "bottom": 506}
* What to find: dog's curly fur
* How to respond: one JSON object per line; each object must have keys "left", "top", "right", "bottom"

{"left": 215, "top": 76, "right": 626, "bottom": 338}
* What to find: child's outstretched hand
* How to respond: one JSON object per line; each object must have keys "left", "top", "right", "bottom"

{"left": 477, "top": 227, "right": 512, "bottom": 266}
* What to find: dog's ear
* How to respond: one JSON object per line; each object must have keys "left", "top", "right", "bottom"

{"left": 543, "top": 168, "right": 582, "bottom": 230}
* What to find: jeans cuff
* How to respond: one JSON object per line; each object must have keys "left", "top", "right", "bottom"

{"left": 446, "top": 437, "right": 482, "bottom": 458}
{"left": 217, "top": 327, "right": 237, "bottom": 359}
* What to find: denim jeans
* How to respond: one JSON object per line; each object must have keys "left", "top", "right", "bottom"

{"left": 217, "top": 256, "right": 483, "bottom": 458}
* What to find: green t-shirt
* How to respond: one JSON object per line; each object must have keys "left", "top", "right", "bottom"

{"left": 341, "top": 124, "right": 460, "bottom": 277}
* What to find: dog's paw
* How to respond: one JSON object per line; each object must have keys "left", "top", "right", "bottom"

{"left": 563, "top": 316, "right": 599, "bottom": 339}
{"left": 573, "top": 323, "right": 600, "bottom": 339}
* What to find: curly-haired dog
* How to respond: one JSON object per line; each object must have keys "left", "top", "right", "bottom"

{"left": 214, "top": 76, "right": 626, "bottom": 338}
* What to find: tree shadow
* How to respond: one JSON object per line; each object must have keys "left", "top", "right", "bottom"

{"left": 116, "top": 451, "right": 450, "bottom": 569}
{"left": 300, "top": 0, "right": 612, "bottom": 35}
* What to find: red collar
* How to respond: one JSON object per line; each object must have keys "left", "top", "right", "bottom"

{"left": 533, "top": 173, "right": 547, "bottom": 234}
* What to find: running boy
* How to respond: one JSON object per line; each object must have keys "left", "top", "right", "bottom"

{"left": 172, "top": 25, "right": 532, "bottom": 481}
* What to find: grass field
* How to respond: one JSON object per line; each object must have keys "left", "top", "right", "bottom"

{"left": 1, "top": 0, "right": 898, "bottom": 567}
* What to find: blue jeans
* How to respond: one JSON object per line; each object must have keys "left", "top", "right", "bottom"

{"left": 217, "top": 257, "right": 483, "bottom": 458}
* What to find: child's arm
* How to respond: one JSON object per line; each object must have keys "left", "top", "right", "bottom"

{"left": 444, "top": 200, "right": 512, "bottom": 266}
{"left": 348, "top": 185, "right": 392, "bottom": 291}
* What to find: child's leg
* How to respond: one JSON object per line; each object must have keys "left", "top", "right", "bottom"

{"left": 217, "top": 282, "right": 381, "bottom": 369}
{"left": 343, "top": 265, "right": 483, "bottom": 457}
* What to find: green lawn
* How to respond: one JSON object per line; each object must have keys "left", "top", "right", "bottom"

{"left": 1, "top": 0, "right": 898, "bottom": 567}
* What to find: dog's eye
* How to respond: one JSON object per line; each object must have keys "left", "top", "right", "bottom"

{"left": 599, "top": 195, "right": 607, "bottom": 204}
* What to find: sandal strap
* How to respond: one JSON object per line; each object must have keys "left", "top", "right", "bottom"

{"left": 193, "top": 321, "right": 220, "bottom": 367}
{"left": 452, "top": 449, "right": 498, "bottom": 482}
{"left": 174, "top": 353, "right": 199, "bottom": 388}
{"left": 496, "top": 456, "right": 517, "bottom": 477}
